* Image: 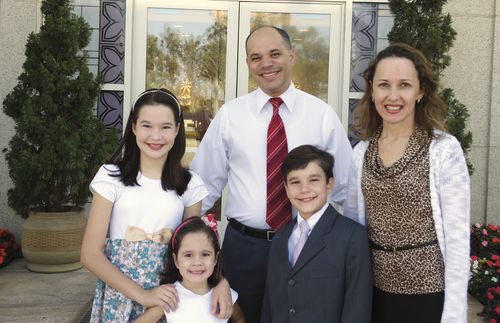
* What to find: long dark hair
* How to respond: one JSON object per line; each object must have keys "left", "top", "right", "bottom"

{"left": 107, "top": 88, "right": 191, "bottom": 195}
{"left": 163, "top": 217, "right": 222, "bottom": 288}
{"left": 353, "top": 42, "right": 447, "bottom": 140}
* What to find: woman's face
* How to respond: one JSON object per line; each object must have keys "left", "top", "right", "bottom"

{"left": 371, "top": 57, "right": 423, "bottom": 128}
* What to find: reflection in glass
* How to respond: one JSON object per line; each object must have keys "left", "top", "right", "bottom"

{"left": 249, "top": 12, "right": 330, "bottom": 102}
{"left": 147, "top": 9, "right": 228, "bottom": 165}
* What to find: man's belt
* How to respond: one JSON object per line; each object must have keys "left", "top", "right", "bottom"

{"left": 228, "top": 218, "right": 275, "bottom": 241}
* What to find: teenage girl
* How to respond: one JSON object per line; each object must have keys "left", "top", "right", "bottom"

{"left": 135, "top": 216, "right": 245, "bottom": 323}
{"left": 81, "top": 89, "right": 230, "bottom": 322}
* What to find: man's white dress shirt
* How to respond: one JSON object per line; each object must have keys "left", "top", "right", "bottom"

{"left": 191, "top": 83, "right": 352, "bottom": 230}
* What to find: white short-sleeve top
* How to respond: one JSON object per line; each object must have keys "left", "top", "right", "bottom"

{"left": 165, "top": 281, "right": 238, "bottom": 323}
{"left": 90, "top": 164, "right": 208, "bottom": 240}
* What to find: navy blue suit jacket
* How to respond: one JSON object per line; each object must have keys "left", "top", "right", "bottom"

{"left": 261, "top": 205, "right": 372, "bottom": 323}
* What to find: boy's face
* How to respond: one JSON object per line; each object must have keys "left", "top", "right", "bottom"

{"left": 284, "top": 161, "right": 334, "bottom": 220}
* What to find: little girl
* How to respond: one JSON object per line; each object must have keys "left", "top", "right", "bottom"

{"left": 136, "top": 215, "right": 245, "bottom": 323}
{"left": 81, "top": 89, "right": 230, "bottom": 322}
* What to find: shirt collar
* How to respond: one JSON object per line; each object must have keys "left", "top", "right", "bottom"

{"left": 296, "top": 202, "right": 329, "bottom": 233}
{"left": 256, "top": 82, "right": 297, "bottom": 114}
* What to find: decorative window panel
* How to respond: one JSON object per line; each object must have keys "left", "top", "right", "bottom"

{"left": 348, "top": 3, "right": 393, "bottom": 145}
{"left": 99, "top": 0, "right": 125, "bottom": 84}
{"left": 350, "top": 3, "right": 393, "bottom": 92}
{"left": 98, "top": 91, "right": 123, "bottom": 134}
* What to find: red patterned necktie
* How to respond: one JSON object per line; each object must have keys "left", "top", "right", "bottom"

{"left": 266, "top": 97, "right": 292, "bottom": 231}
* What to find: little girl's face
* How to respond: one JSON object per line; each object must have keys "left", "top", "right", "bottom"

{"left": 132, "top": 104, "right": 179, "bottom": 165}
{"left": 173, "top": 232, "right": 217, "bottom": 292}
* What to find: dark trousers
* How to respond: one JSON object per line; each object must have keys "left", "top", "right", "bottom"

{"left": 221, "top": 224, "right": 272, "bottom": 323}
{"left": 372, "top": 287, "right": 444, "bottom": 323}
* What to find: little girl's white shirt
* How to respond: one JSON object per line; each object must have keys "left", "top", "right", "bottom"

{"left": 165, "top": 281, "right": 238, "bottom": 323}
{"left": 90, "top": 164, "right": 208, "bottom": 239}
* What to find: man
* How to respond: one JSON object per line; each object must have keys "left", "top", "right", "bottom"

{"left": 191, "top": 25, "right": 352, "bottom": 322}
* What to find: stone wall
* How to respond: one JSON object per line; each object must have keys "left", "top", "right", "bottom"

{"left": 443, "top": 0, "right": 499, "bottom": 224}
{"left": 0, "top": 0, "right": 39, "bottom": 238}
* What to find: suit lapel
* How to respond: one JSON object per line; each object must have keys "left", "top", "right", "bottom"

{"left": 290, "top": 205, "right": 338, "bottom": 276}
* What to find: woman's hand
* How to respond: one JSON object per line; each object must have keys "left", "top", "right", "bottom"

{"left": 140, "top": 284, "right": 179, "bottom": 313}
{"left": 211, "top": 278, "right": 233, "bottom": 319}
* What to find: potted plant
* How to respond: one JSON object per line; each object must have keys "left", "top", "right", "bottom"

{"left": 2, "top": 0, "right": 115, "bottom": 272}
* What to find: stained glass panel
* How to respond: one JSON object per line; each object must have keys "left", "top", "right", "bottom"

{"left": 99, "top": 0, "right": 125, "bottom": 84}
{"left": 98, "top": 91, "right": 123, "bottom": 134}
{"left": 350, "top": 3, "right": 393, "bottom": 92}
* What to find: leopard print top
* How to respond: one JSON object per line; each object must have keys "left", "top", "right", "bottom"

{"left": 362, "top": 126, "right": 445, "bottom": 294}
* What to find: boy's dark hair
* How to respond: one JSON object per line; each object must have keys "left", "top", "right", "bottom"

{"left": 107, "top": 88, "right": 191, "bottom": 196}
{"left": 281, "top": 145, "right": 334, "bottom": 181}
{"left": 162, "top": 217, "right": 222, "bottom": 288}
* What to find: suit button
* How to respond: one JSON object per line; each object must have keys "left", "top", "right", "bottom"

{"left": 288, "top": 279, "right": 295, "bottom": 286}
{"left": 289, "top": 308, "right": 296, "bottom": 315}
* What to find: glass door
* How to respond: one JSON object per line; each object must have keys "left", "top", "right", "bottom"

{"left": 238, "top": 2, "right": 344, "bottom": 116}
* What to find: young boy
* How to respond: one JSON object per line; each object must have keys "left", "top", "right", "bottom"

{"left": 261, "top": 145, "right": 372, "bottom": 323}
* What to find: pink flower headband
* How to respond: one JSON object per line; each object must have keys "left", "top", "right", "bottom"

{"left": 171, "top": 214, "right": 219, "bottom": 250}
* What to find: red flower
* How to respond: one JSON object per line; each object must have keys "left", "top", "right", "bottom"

{"left": 487, "top": 292, "right": 494, "bottom": 300}
{"left": 487, "top": 260, "right": 494, "bottom": 267}
{"left": 490, "top": 319, "right": 497, "bottom": 323}
{"left": 492, "top": 255, "right": 500, "bottom": 260}
{"left": 471, "top": 255, "right": 478, "bottom": 261}
{"left": 495, "top": 306, "right": 500, "bottom": 315}
{"left": 489, "top": 224, "right": 498, "bottom": 231}
{"left": 496, "top": 287, "right": 500, "bottom": 294}
{"left": 493, "top": 237, "right": 500, "bottom": 243}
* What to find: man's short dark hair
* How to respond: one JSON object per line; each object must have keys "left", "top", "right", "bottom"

{"left": 281, "top": 145, "right": 334, "bottom": 181}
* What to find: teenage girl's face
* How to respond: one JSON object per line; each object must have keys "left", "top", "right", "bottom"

{"left": 371, "top": 57, "right": 423, "bottom": 129}
{"left": 132, "top": 104, "right": 179, "bottom": 164}
{"left": 173, "top": 232, "right": 217, "bottom": 293}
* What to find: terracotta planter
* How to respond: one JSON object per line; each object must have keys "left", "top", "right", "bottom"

{"left": 21, "top": 210, "right": 87, "bottom": 273}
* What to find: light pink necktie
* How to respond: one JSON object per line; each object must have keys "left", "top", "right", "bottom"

{"left": 292, "top": 220, "right": 310, "bottom": 266}
{"left": 266, "top": 97, "right": 292, "bottom": 231}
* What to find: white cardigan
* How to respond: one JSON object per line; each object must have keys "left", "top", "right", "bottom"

{"left": 344, "top": 130, "right": 470, "bottom": 323}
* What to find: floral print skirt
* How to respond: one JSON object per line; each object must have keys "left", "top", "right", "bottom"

{"left": 90, "top": 239, "right": 167, "bottom": 323}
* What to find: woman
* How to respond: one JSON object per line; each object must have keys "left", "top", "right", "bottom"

{"left": 344, "top": 43, "right": 470, "bottom": 323}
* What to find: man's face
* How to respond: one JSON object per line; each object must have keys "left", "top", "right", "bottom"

{"left": 246, "top": 27, "right": 296, "bottom": 97}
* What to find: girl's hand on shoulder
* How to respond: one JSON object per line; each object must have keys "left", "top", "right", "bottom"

{"left": 140, "top": 284, "right": 179, "bottom": 313}
{"left": 211, "top": 278, "right": 233, "bottom": 319}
